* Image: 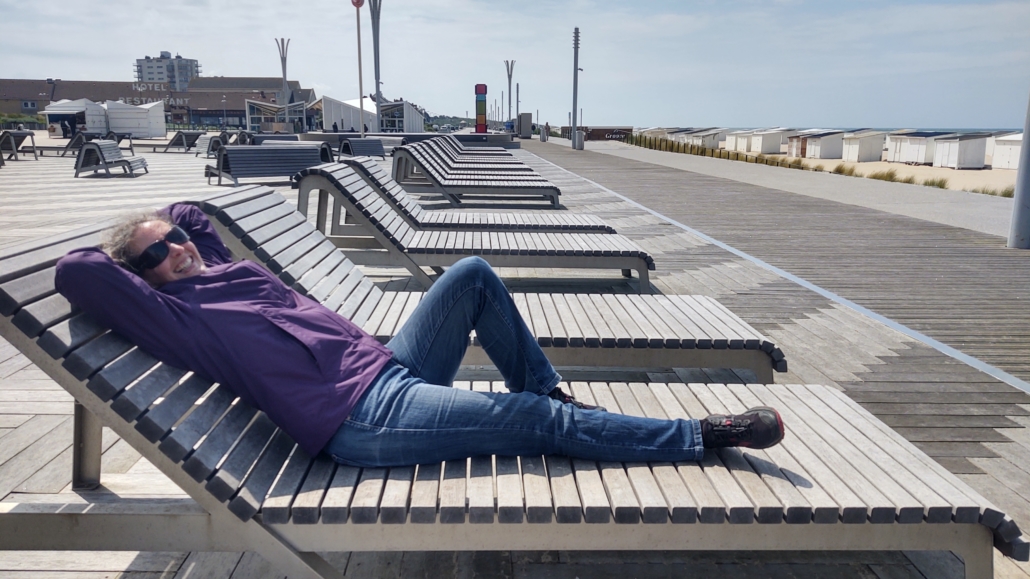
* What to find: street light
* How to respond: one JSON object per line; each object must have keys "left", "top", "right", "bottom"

{"left": 221, "top": 94, "right": 226, "bottom": 128}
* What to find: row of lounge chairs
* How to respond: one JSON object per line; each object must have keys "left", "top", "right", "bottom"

{"left": 393, "top": 135, "right": 563, "bottom": 207}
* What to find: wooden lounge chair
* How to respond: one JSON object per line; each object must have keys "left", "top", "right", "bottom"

{"left": 415, "top": 139, "right": 534, "bottom": 171}
{"left": 200, "top": 184, "right": 783, "bottom": 377}
{"left": 340, "top": 156, "right": 615, "bottom": 233}
{"left": 296, "top": 164, "right": 655, "bottom": 291}
{"left": 194, "top": 131, "right": 230, "bottom": 158}
{"left": 24, "top": 132, "right": 85, "bottom": 158}
{"left": 393, "top": 144, "right": 562, "bottom": 208}
{"left": 205, "top": 143, "right": 334, "bottom": 186}
{"left": 0, "top": 221, "right": 1024, "bottom": 579}
{"left": 73, "top": 140, "right": 148, "bottom": 178}
{"left": 432, "top": 136, "right": 525, "bottom": 164}
{"left": 338, "top": 138, "right": 386, "bottom": 159}
{"left": 0, "top": 130, "right": 38, "bottom": 161}
{"left": 145, "top": 130, "right": 206, "bottom": 153}
{"left": 442, "top": 133, "right": 512, "bottom": 155}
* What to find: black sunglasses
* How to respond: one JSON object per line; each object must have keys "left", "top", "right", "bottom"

{"left": 130, "top": 226, "right": 191, "bottom": 272}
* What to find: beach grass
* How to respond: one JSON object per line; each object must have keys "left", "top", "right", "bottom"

{"left": 867, "top": 168, "right": 899, "bottom": 182}
{"left": 967, "top": 184, "right": 1016, "bottom": 197}
{"left": 923, "top": 177, "right": 950, "bottom": 189}
{"left": 832, "top": 163, "right": 858, "bottom": 176}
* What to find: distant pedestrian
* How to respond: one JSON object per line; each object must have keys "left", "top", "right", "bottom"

{"left": 332, "top": 122, "right": 339, "bottom": 133}
{"left": 61, "top": 120, "right": 70, "bottom": 138}
{"left": 363, "top": 123, "right": 369, "bottom": 133}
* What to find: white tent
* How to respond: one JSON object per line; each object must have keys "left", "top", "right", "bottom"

{"left": 42, "top": 99, "right": 108, "bottom": 132}
{"left": 842, "top": 131, "right": 886, "bottom": 163}
{"left": 322, "top": 96, "right": 376, "bottom": 133}
{"left": 377, "top": 100, "right": 426, "bottom": 133}
{"left": 993, "top": 133, "right": 1022, "bottom": 170}
{"left": 932, "top": 133, "right": 990, "bottom": 169}
{"left": 103, "top": 100, "right": 166, "bottom": 138}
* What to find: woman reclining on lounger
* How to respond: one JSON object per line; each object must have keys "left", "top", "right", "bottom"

{"left": 55, "top": 204, "right": 784, "bottom": 466}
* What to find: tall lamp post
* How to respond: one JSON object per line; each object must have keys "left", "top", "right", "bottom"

{"left": 221, "top": 95, "right": 226, "bottom": 128}
{"left": 504, "top": 60, "right": 515, "bottom": 125}
{"left": 352, "top": 0, "right": 366, "bottom": 137}
{"left": 571, "top": 27, "right": 581, "bottom": 150}
{"left": 1009, "top": 90, "right": 1030, "bottom": 248}
{"left": 369, "top": 0, "right": 383, "bottom": 133}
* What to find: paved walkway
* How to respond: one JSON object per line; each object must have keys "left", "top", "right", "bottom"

{"left": 547, "top": 137, "right": 1015, "bottom": 238}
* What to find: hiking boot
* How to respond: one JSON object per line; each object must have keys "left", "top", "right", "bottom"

{"left": 548, "top": 387, "right": 607, "bottom": 412}
{"left": 701, "top": 406, "right": 784, "bottom": 450}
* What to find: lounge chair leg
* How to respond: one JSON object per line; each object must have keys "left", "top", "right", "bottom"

{"left": 316, "top": 190, "right": 330, "bottom": 234}
{"left": 637, "top": 267, "right": 651, "bottom": 294}
{"left": 956, "top": 526, "right": 994, "bottom": 579}
{"left": 431, "top": 266, "right": 445, "bottom": 275}
{"left": 72, "top": 401, "right": 103, "bottom": 490}
{"left": 622, "top": 269, "right": 632, "bottom": 278}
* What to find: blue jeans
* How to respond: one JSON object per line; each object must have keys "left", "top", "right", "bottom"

{"left": 325, "top": 257, "right": 704, "bottom": 467}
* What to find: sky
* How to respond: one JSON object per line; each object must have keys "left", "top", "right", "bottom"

{"left": 1, "top": 0, "right": 1029, "bottom": 129}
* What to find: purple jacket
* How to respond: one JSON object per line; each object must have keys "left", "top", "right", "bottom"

{"left": 55, "top": 204, "right": 393, "bottom": 455}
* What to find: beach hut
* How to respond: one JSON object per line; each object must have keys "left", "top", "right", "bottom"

{"left": 42, "top": 98, "right": 108, "bottom": 134}
{"left": 687, "top": 128, "right": 730, "bottom": 149}
{"left": 885, "top": 129, "right": 917, "bottom": 162}
{"left": 751, "top": 128, "right": 797, "bottom": 155}
{"left": 805, "top": 130, "right": 844, "bottom": 159}
{"left": 985, "top": 130, "right": 1019, "bottom": 166}
{"left": 725, "top": 129, "right": 757, "bottom": 153}
{"left": 842, "top": 130, "right": 886, "bottom": 163}
{"left": 893, "top": 131, "right": 954, "bottom": 165}
{"left": 932, "top": 133, "right": 991, "bottom": 169}
{"left": 786, "top": 129, "right": 828, "bottom": 158}
{"left": 103, "top": 100, "right": 166, "bottom": 138}
{"left": 992, "top": 133, "right": 1022, "bottom": 169}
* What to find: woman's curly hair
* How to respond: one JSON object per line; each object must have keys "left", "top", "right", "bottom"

{"left": 103, "top": 211, "right": 173, "bottom": 270}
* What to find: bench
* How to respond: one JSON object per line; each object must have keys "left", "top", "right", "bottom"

{"left": 251, "top": 134, "right": 300, "bottom": 145}
{"left": 21, "top": 132, "right": 85, "bottom": 158}
{"left": 341, "top": 156, "right": 615, "bottom": 233}
{"left": 338, "top": 138, "right": 386, "bottom": 159}
{"left": 145, "top": 130, "right": 206, "bottom": 153}
{"left": 73, "top": 140, "right": 148, "bottom": 178}
{"left": 297, "top": 163, "right": 656, "bottom": 291}
{"left": 0, "top": 130, "right": 38, "bottom": 161}
{"left": 393, "top": 144, "right": 562, "bottom": 208}
{"left": 0, "top": 219, "right": 1023, "bottom": 579}
{"left": 205, "top": 142, "right": 334, "bottom": 186}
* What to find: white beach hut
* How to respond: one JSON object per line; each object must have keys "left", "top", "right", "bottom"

{"left": 805, "top": 130, "right": 844, "bottom": 159}
{"left": 103, "top": 100, "right": 166, "bottom": 138}
{"left": 322, "top": 95, "right": 376, "bottom": 133}
{"left": 688, "top": 128, "right": 730, "bottom": 149}
{"left": 842, "top": 130, "right": 887, "bottom": 163}
{"left": 725, "top": 129, "right": 756, "bottom": 153}
{"left": 751, "top": 128, "right": 797, "bottom": 155}
{"left": 992, "top": 133, "right": 1022, "bottom": 169}
{"left": 42, "top": 99, "right": 108, "bottom": 133}
{"left": 932, "top": 133, "right": 991, "bottom": 169}
{"left": 885, "top": 129, "right": 917, "bottom": 162}
{"left": 894, "top": 131, "right": 954, "bottom": 165}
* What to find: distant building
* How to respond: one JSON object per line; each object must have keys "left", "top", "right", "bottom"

{"left": 0, "top": 78, "right": 55, "bottom": 115}
{"left": 932, "top": 133, "right": 991, "bottom": 170}
{"left": 726, "top": 129, "right": 758, "bottom": 152}
{"left": 992, "top": 133, "right": 1022, "bottom": 170}
{"left": 842, "top": 130, "right": 887, "bottom": 163}
{"left": 135, "top": 51, "right": 201, "bottom": 92}
{"left": 804, "top": 130, "right": 844, "bottom": 159}
{"left": 686, "top": 128, "right": 730, "bottom": 149}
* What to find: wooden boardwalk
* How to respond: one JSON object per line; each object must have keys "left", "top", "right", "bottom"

{"left": 0, "top": 138, "right": 1029, "bottom": 577}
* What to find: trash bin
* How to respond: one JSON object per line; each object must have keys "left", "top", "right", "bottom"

{"left": 574, "top": 130, "right": 585, "bottom": 150}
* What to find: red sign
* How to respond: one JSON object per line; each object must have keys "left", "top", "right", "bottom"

{"left": 475, "top": 84, "right": 487, "bottom": 95}
{"left": 352, "top": 0, "right": 364, "bottom": 7}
